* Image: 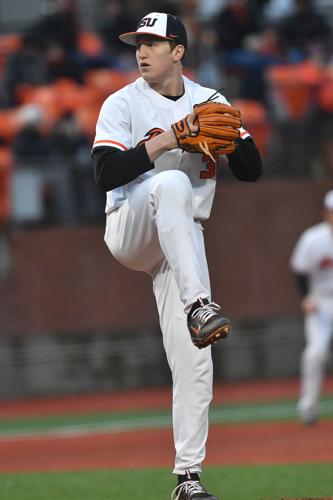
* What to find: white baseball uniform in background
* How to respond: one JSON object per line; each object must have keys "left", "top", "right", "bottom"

{"left": 93, "top": 75, "right": 249, "bottom": 473}
{"left": 290, "top": 221, "right": 333, "bottom": 419}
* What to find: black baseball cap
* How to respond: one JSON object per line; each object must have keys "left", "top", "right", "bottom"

{"left": 119, "top": 12, "right": 188, "bottom": 49}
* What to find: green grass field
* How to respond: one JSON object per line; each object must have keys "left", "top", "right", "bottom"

{"left": 1, "top": 464, "right": 333, "bottom": 500}
{"left": 0, "top": 397, "right": 332, "bottom": 437}
{"left": 1, "top": 395, "right": 332, "bottom": 500}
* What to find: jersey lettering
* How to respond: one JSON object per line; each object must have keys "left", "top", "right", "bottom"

{"left": 138, "top": 17, "right": 158, "bottom": 28}
{"left": 137, "top": 127, "right": 164, "bottom": 145}
{"left": 200, "top": 154, "right": 216, "bottom": 179}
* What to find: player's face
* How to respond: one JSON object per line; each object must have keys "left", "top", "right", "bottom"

{"left": 135, "top": 36, "right": 178, "bottom": 84}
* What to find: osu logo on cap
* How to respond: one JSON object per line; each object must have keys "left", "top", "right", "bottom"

{"left": 138, "top": 17, "right": 158, "bottom": 28}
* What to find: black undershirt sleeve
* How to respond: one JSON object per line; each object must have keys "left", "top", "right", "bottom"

{"left": 227, "top": 137, "right": 263, "bottom": 181}
{"left": 92, "top": 136, "right": 262, "bottom": 192}
{"left": 294, "top": 273, "right": 309, "bottom": 298}
{"left": 92, "top": 143, "right": 154, "bottom": 192}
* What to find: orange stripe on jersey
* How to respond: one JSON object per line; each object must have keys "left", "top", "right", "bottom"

{"left": 93, "top": 139, "right": 128, "bottom": 150}
{"left": 240, "top": 130, "right": 249, "bottom": 138}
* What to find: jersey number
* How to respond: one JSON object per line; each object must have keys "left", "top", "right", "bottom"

{"left": 200, "top": 154, "right": 216, "bottom": 179}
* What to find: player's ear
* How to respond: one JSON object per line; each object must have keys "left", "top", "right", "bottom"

{"left": 172, "top": 44, "right": 185, "bottom": 62}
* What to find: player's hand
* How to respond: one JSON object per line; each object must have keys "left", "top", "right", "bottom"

{"left": 145, "top": 130, "right": 178, "bottom": 161}
{"left": 301, "top": 296, "right": 317, "bottom": 314}
{"left": 145, "top": 110, "right": 199, "bottom": 162}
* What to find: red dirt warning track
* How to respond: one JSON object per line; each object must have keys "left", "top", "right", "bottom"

{"left": 0, "top": 378, "right": 332, "bottom": 472}
{"left": 0, "top": 378, "right": 321, "bottom": 419}
{"left": 0, "top": 421, "right": 333, "bottom": 472}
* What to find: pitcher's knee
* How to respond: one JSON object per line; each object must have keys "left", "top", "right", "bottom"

{"left": 153, "top": 170, "right": 192, "bottom": 200}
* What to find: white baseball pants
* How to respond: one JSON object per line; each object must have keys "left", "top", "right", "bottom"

{"left": 298, "top": 296, "right": 333, "bottom": 418}
{"left": 104, "top": 170, "right": 213, "bottom": 474}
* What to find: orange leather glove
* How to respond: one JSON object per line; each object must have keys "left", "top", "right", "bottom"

{"left": 172, "top": 102, "right": 242, "bottom": 162}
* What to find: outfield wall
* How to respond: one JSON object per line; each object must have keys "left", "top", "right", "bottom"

{"left": 0, "top": 178, "right": 332, "bottom": 396}
{"left": 1, "top": 178, "right": 331, "bottom": 335}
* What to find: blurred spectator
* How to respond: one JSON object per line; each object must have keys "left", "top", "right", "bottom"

{"left": 44, "top": 42, "right": 84, "bottom": 83}
{"left": 196, "top": 0, "right": 227, "bottom": 22}
{"left": 177, "top": 0, "right": 201, "bottom": 68}
{"left": 12, "top": 105, "right": 49, "bottom": 164}
{"left": 97, "top": 0, "right": 137, "bottom": 65}
{"left": 215, "top": 0, "right": 263, "bottom": 51}
{"left": 141, "top": 0, "right": 179, "bottom": 17}
{"left": 2, "top": 1, "right": 85, "bottom": 105}
{"left": 313, "top": 115, "right": 333, "bottom": 178}
{"left": 3, "top": 32, "right": 46, "bottom": 107}
{"left": 215, "top": 0, "right": 281, "bottom": 101}
{"left": 48, "top": 111, "right": 89, "bottom": 161}
{"left": 276, "top": 0, "right": 332, "bottom": 63}
{"left": 47, "top": 112, "right": 103, "bottom": 222}
{"left": 33, "top": 0, "right": 79, "bottom": 51}
{"left": 264, "top": 65, "right": 333, "bottom": 178}
{"left": 11, "top": 106, "right": 102, "bottom": 224}
{"left": 264, "top": 0, "right": 333, "bottom": 178}
{"left": 195, "top": 22, "right": 224, "bottom": 88}
{"left": 263, "top": 0, "right": 294, "bottom": 23}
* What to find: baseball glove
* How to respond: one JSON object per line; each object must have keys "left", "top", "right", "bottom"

{"left": 171, "top": 101, "right": 242, "bottom": 162}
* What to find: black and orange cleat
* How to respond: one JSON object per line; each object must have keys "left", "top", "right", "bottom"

{"left": 171, "top": 480, "right": 219, "bottom": 499}
{"left": 187, "top": 298, "right": 231, "bottom": 349}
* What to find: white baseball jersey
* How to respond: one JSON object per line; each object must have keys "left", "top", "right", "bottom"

{"left": 290, "top": 221, "right": 333, "bottom": 296}
{"left": 93, "top": 75, "right": 250, "bottom": 220}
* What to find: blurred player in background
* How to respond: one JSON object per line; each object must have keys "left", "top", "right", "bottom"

{"left": 290, "top": 190, "right": 333, "bottom": 424}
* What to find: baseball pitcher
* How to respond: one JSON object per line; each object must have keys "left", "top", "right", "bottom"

{"left": 92, "top": 12, "right": 262, "bottom": 500}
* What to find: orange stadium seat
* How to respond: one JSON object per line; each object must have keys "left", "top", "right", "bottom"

{"left": 318, "top": 66, "right": 333, "bottom": 113}
{"left": 16, "top": 80, "right": 100, "bottom": 128}
{"left": 53, "top": 78, "right": 99, "bottom": 113}
{"left": 85, "top": 68, "right": 131, "bottom": 99}
{"left": 232, "top": 99, "right": 272, "bottom": 156}
{"left": 75, "top": 105, "right": 101, "bottom": 139}
{"left": 266, "top": 62, "right": 325, "bottom": 120}
{"left": 0, "top": 109, "right": 22, "bottom": 142}
{"left": 0, "top": 33, "right": 21, "bottom": 54}
{"left": 16, "top": 84, "right": 60, "bottom": 129}
{"left": 78, "top": 31, "right": 104, "bottom": 57}
{"left": 318, "top": 80, "right": 333, "bottom": 113}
